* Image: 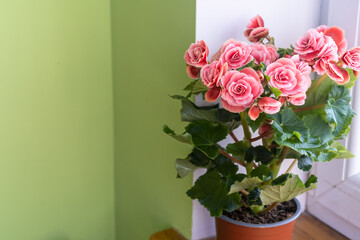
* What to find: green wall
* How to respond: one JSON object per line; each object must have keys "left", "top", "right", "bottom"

{"left": 0, "top": 1, "right": 115, "bottom": 239}
{"left": 111, "top": 0, "right": 196, "bottom": 239}
{"left": 0, "top": 0, "right": 195, "bottom": 239}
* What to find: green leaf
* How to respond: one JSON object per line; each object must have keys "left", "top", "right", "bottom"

{"left": 343, "top": 68, "right": 357, "bottom": 89}
{"left": 188, "top": 148, "right": 212, "bottom": 167}
{"left": 163, "top": 125, "right": 191, "bottom": 144}
{"left": 260, "top": 174, "right": 317, "bottom": 205}
{"left": 271, "top": 173, "right": 290, "bottom": 185}
{"left": 170, "top": 94, "right": 188, "bottom": 100}
{"left": 236, "top": 59, "right": 256, "bottom": 71}
{"left": 246, "top": 112, "right": 267, "bottom": 132}
{"left": 305, "top": 115, "right": 332, "bottom": 144}
{"left": 331, "top": 141, "right": 354, "bottom": 159}
{"left": 179, "top": 99, "right": 241, "bottom": 131}
{"left": 245, "top": 146, "right": 273, "bottom": 164}
{"left": 183, "top": 79, "right": 208, "bottom": 96}
{"left": 272, "top": 109, "right": 335, "bottom": 158}
{"left": 217, "top": 109, "right": 241, "bottom": 131}
{"left": 316, "top": 141, "right": 354, "bottom": 162}
{"left": 175, "top": 158, "right": 198, "bottom": 178}
{"left": 187, "top": 169, "right": 242, "bottom": 217}
{"left": 277, "top": 48, "right": 293, "bottom": 58}
{"left": 213, "top": 155, "right": 238, "bottom": 177}
{"left": 180, "top": 99, "right": 219, "bottom": 122}
{"left": 192, "top": 79, "right": 208, "bottom": 94}
{"left": 305, "top": 175, "right": 318, "bottom": 188}
{"left": 297, "top": 155, "right": 312, "bottom": 172}
{"left": 296, "top": 75, "right": 333, "bottom": 115}
{"left": 247, "top": 187, "right": 262, "bottom": 206}
{"left": 325, "top": 86, "right": 356, "bottom": 138}
{"left": 271, "top": 108, "right": 309, "bottom": 144}
{"left": 175, "top": 148, "right": 213, "bottom": 178}
{"left": 183, "top": 80, "right": 196, "bottom": 91}
{"left": 269, "top": 86, "right": 282, "bottom": 98}
{"left": 316, "top": 151, "right": 338, "bottom": 162}
{"left": 250, "top": 165, "right": 273, "bottom": 181}
{"left": 290, "top": 115, "right": 333, "bottom": 156}
{"left": 229, "top": 177, "right": 262, "bottom": 194}
{"left": 285, "top": 148, "right": 301, "bottom": 159}
{"left": 226, "top": 141, "right": 247, "bottom": 156}
{"left": 186, "top": 121, "right": 229, "bottom": 159}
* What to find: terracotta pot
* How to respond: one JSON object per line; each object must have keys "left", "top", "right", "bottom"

{"left": 215, "top": 198, "right": 301, "bottom": 240}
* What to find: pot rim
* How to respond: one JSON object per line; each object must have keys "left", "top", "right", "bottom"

{"left": 218, "top": 198, "right": 301, "bottom": 228}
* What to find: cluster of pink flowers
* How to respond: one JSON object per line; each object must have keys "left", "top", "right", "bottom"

{"left": 183, "top": 15, "right": 360, "bottom": 120}
{"left": 294, "top": 25, "right": 360, "bottom": 84}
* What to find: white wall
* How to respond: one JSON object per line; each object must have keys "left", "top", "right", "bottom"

{"left": 193, "top": 0, "right": 322, "bottom": 239}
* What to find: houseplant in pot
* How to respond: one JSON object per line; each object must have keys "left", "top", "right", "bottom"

{"left": 164, "top": 15, "right": 360, "bottom": 240}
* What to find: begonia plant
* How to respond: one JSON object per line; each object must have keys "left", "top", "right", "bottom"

{"left": 164, "top": 15, "right": 359, "bottom": 217}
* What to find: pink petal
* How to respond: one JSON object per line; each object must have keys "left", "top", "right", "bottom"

{"left": 205, "top": 87, "right": 221, "bottom": 102}
{"left": 221, "top": 99, "right": 246, "bottom": 113}
{"left": 240, "top": 67, "right": 260, "bottom": 81}
{"left": 248, "top": 105, "right": 261, "bottom": 120}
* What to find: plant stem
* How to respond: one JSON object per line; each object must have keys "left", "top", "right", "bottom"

{"left": 268, "top": 143, "right": 278, "bottom": 149}
{"left": 240, "top": 112, "right": 252, "bottom": 142}
{"left": 218, "top": 149, "right": 246, "bottom": 167}
{"left": 246, "top": 163, "right": 253, "bottom": 175}
{"left": 271, "top": 146, "right": 290, "bottom": 177}
{"left": 229, "top": 131, "right": 239, "bottom": 142}
{"left": 293, "top": 104, "right": 326, "bottom": 113}
{"left": 258, "top": 202, "right": 279, "bottom": 215}
{"left": 285, "top": 159, "right": 298, "bottom": 174}
{"left": 270, "top": 164, "right": 281, "bottom": 178}
{"left": 249, "top": 131, "right": 273, "bottom": 142}
{"left": 240, "top": 190, "right": 249, "bottom": 196}
{"left": 277, "top": 146, "right": 290, "bottom": 166}
{"left": 307, "top": 74, "right": 327, "bottom": 95}
{"left": 262, "top": 138, "right": 269, "bottom": 149}
{"left": 240, "top": 112, "right": 257, "bottom": 170}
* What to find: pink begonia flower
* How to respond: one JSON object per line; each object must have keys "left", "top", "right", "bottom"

{"left": 258, "top": 124, "right": 274, "bottom": 138}
{"left": 244, "top": 15, "right": 264, "bottom": 37}
{"left": 221, "top": 68, "right": 263, "bottom": 113}
{"left": 256, "top": 70, "right": 267, "bottom": 87}
{"left": 314, "top": 36, "right": 338, "bottom": 74}
{"left": 287, "top": 92, "right": 307, "bottom": 106}
{"left": 265, "top": 58, "right": 310, "bottom": 96}
{"left": 184, "top": 40, "right": 209, "bottom": 67}
{"left": 278, "top": 96, "right": 287, "bottom": 104}
{"left": 250, "top": 43, "right": 279, "bottom": 65}
{"left": 205, "top": 87, "right": 222, "bottom": 103}
{"left": 266, "top": 45, "right": 279, "bottom": 63}
{"left": 294, "top": 29, "right": 326, "bottom": 61}
{"left": 315, "top": 25, "right": 329, "bottom": 34}
{"left": 258, "top": 97, "right": 282, "bottom": 114}
{"left": 354, "top": 70, "right": 359, "bottom": 78}
{"left": 325, "top": 60, "right": 350, "bottom": 85}
{"left": 200, "top": 61, "right": 228, "bottom": 102}
{"left": 248, "top": 105, "right": 261, "bottom": 120}
{"left": 290, "top": 55, "right": 312, "bottom": 90}
{"left": 220, "top": 39, "right": 253, "bottom": 69}
{"left": 341, "top": 47, "right": 360, "bottom": 71}
{"left": 200, "top": 61, "right": 228, "bottom": 88}
{"left": 324, "top": 26, "right": 348, "bottom": 55}
{"left": 186, "top": 65, "right": 199, "bottom": 79}
{"left": 244, "top": 15, "right": 269, "bottom": 43}
{"left": 248, "top": 27, "right": 269, "bottom": 43}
